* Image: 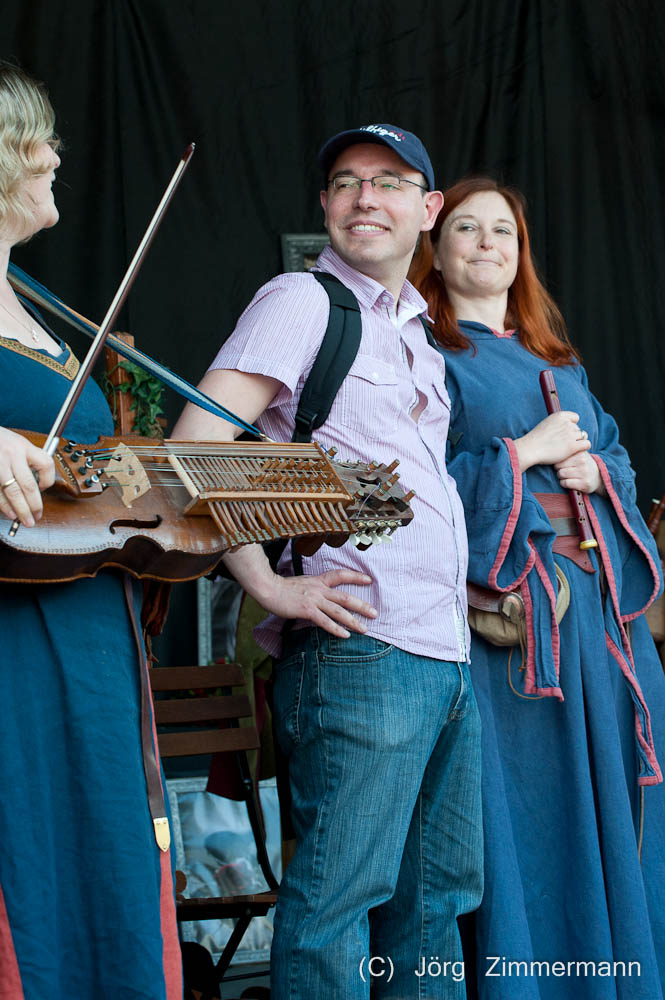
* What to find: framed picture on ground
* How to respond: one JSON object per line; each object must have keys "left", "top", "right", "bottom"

{"left": 166, "top": 775, "right": 282, "bottom": 964}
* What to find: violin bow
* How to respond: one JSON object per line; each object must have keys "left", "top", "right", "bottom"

{"left": 8, "top": 264, "right": 264, "bottom": 441}
{"left": 42, "top": 144, "right": 196, "bottom": 455}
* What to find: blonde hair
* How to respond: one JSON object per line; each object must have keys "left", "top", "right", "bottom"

{"left": 0, "top": 62, "right": 60, "bottom": 234}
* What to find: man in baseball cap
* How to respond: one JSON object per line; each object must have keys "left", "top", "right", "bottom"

{"left": 318, "top": 122, "right": 436, "bottom": 190}
{"left": 316, "top": 123, "right": 442, "bottom": 303}
{"left": 173, "top": 122, "right": 480, "bottom": 1000}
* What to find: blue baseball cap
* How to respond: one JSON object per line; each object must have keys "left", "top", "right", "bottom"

{"left": 317, "top": 123, "right": 435, "bottom": 191}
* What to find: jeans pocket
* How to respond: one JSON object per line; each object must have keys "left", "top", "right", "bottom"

{"left": 273, "top": 650, "right": 307, "bottom": 749}
{"left": 320, "top": 633, "right": 395, "bottom": 664}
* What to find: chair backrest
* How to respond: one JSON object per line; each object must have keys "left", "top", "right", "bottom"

{"left": 148, "top": 662, "right": 279, "bottom": 994}
{"left": 148, "top": 661, "right": 279, "bottom": 894}
{"left": 149, "top": 662, "right": 259, "bottom": 758}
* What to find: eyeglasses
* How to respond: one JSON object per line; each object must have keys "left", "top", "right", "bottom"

{"left": 328, "top": 174, "right": 427, "bottom": 194}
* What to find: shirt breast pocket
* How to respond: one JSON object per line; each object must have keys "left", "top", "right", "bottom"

{"left": 345, "top": 355, "right": 401, "bottom": 442}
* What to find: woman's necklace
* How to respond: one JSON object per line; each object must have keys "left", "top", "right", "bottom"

{"left": 0, "top": 297, "right": 42, "bottom": 343}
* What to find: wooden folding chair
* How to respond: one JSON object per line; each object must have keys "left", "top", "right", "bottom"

{"left": 149, "top": 663, "right": 279, "bottom": 999}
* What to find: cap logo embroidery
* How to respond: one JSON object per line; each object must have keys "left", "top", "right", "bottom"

{"left": 360, "top": 125, "right": 405, "bottom": 143}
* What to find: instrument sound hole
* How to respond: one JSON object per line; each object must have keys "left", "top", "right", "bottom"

{"left": 109, "top": 515, "right": 163, "bottom": 534}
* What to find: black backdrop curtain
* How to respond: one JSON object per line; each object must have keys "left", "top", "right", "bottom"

{"left": 5, "top": 0, "right": 665, "bottom": 660}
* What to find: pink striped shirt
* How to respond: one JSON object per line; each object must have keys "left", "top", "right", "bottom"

{"left": 209, "top": 246, "right": 469, "bottom": 660}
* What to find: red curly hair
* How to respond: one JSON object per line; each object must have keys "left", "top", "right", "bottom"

{"left": 409, "top": 176, "right": 579, "bottom": 365}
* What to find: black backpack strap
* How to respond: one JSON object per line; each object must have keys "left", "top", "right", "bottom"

{"left": 419, "top": 314, "right": 437, "bottom": 348}
{"left": 287, "top": 285, "right": 435, "bottom": 578}
{"left": 266, "top": 272, "right": 364, "bottom": 575}
{"left": 291, "top": 272, "right": 362, "bottom": 443}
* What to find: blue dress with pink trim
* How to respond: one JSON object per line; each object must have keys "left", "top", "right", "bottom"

{"left": 441, "top": 322, "right": 665, "bottom": 999}
{"left": 0, "top": 329, "right": 181, "bottom": 1000}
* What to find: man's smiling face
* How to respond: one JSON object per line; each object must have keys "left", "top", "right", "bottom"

{"left": 320, "top": 143, "right": 440, "bottom": 296}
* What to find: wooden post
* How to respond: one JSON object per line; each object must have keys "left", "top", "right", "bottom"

{"left": 104, "top": 332, "right": 136, "bottom": 434}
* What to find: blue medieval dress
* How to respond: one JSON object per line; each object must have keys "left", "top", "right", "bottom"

{"left": 441, "top": 322, "right": 665, "bottom": 999}
{"left": 0, "top": 320, "right": 182, "bottom": 999}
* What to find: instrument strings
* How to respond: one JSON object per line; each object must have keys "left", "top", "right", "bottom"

{"left": 81, "top": 446, "right": 342, "bottom": 493}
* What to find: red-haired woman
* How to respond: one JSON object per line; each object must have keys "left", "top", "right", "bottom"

{"left": 410, "top": 177, "right": 665, "bottom": 998}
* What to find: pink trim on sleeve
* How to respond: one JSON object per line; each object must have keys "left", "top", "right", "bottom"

{"left": 584, "top": 492, "right": 662, "bottom": 783}
{"left": 591, "top": 455, "right": 661, "bottom": 620}
{"left": 488, "top": 438, "right": 532, "bottom": 590}
{"left": 605, "top": 633, "right": 662, "bottom": 784}
{"left": 584, "top": 497, "right": 638, "bottom": 671}
{"left": 534, "top": 549, "right": 561, "bottom": 677}
{"left": 520, "top": 546, "right": 564, "bottom": 700}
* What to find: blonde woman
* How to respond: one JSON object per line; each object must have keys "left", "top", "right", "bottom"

{"left": 0, "top": 63, "right": 181, "bottom": 1000}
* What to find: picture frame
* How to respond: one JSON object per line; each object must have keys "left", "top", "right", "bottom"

{"left": 166, "top": 775, "right": 281, "bottom": 964}
{"left": 197, "top": 575, "right": 243, "bottom": 665}
{"left": 280, "top": 232, "right": 330, "bottom": 272}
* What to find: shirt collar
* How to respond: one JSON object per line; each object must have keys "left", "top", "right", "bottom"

{"left": 314, "top": 245, "right": 429, "bottom": 321}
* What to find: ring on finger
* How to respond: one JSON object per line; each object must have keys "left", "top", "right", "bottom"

{"left": 1, "top": 476, "right": 17, "bottom": 490}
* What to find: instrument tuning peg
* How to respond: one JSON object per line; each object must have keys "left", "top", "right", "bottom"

{"left": 402, "top": 490, "right": 415, "bottom": 503}
{"left": 384, "top": 460, "right": 399, "bottom": 473}
{"left": 326, "top": 446, "right": 338, "bottom": 458}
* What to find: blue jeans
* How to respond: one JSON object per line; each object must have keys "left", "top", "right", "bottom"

{"left": 270, "top": 628, "right": 483, "bottom": 1000}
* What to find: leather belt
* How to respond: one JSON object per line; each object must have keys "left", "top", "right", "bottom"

{"left": 534, "top": 493, "right": 596, "bottom": 573}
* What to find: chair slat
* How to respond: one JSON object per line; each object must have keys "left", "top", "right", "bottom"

{"left": 154, "top": 694, "right": 252, "bottom": 725}
{"left": 157, "top": 727, "right": 259, "bottom": 758}
{"left": 149, "top": 664, "right": 245, "bottom": 690}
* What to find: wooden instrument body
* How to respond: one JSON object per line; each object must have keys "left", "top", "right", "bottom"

{"left": 0, "top": 432, "right": 413, "bottom": 583}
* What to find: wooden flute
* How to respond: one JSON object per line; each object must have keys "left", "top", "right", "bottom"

{"left": 539, "top": 369, "right": 598, "bottom": 551}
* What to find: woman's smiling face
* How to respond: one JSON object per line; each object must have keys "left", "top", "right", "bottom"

{"left": 433, "top": 189, "right": 519, "bottom": 299}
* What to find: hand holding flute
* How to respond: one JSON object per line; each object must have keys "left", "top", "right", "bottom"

{"left": 539, "top": 369, "right": 598, "bottom": 550}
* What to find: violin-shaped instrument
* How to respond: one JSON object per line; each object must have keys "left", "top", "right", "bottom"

{"left": 3, "top": 149, "right": 415, "bottom": 585}
{"left": 0, "top": 432, "right": 414, "bottom": 583}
